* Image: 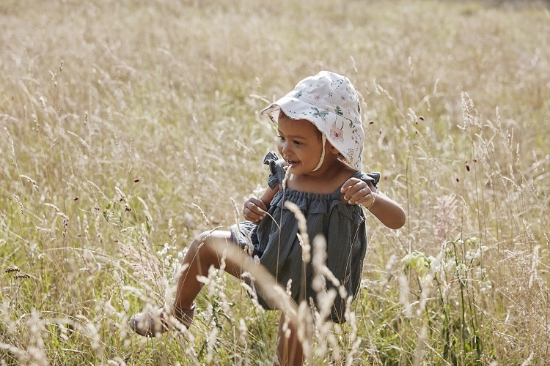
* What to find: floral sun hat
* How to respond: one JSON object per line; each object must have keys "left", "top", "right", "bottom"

{"left": 260, "top": 71, "right": 364, "bottom": 171}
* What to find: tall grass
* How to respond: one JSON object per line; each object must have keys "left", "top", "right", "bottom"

{"left": 1, "top": 0, "right": 549, "bottom": 364}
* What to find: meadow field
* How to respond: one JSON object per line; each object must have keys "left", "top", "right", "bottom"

{"left": 1, "top": 0, "right": 550, "bottom": 364}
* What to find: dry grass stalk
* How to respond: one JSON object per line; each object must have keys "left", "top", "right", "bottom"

{"left": 1, "top": 0, "right": 549, "bottom": 363}
{"left": 119, "top": 242, "right": 166, "bottom": 299}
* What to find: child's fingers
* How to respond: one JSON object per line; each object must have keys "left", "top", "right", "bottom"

{"left": 247, "top": 197, "right": 267, "bottom": 212}
{"left": 347, "top": 186, "right": 372, "bottom": 204}
{"left": 340, "top": 177, "right": 361, "bottom": 192}
{"left": 243, "top": 197, "right": 267, "bottom": 222}
{"left": 243, "top": 205, "right": 262, "bottom": 222}
{"left": 342, "top": 180, "right": 364, "bottom": 197}
{"left": 342, "top": 179, "right": 379, "bottom": 204}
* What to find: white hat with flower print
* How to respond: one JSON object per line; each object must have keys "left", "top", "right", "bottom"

{"left": 260, "top": 71, "right": 364, "bottom": 171}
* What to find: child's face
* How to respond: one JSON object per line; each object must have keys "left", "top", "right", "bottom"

{"left": 277, "top": 114, "right": 327, "bottom": 175}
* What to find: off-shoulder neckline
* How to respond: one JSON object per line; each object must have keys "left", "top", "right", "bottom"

{"left": 277, "top": 170, "right": 364, "bottom": 200}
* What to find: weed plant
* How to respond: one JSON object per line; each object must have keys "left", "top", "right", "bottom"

{"left": 1, "top": 0, "right": 549, "bottom": 364}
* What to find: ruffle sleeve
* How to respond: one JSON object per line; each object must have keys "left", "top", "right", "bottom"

{"left": 263, "top": 151, "right": 286, "bottom": 190}
{"left": 359, "top": 172, "right": 380, "bottom": 189}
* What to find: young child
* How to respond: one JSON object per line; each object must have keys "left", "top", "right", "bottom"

{"left": 130, "top": 71, "right": 406, "bottom": 365}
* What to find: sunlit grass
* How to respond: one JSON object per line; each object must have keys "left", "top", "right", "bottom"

{"left": 1, "top": 0, "right": 549, "bottom": 364}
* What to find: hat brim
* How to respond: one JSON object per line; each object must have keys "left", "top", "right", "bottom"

{"left": 260, "top": 95, "right": 339, "bottom": 129}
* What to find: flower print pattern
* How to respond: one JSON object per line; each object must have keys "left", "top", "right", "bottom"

{"left": 311, "top": 107, "right": 329, "bottom": 122}
{"left": 330, "top": 122, "right": 345, "bottom": 143}
{"left": 350, "top": 127, "right": 361, "bottom": 144}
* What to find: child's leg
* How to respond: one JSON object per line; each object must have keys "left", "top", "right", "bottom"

{"left": 130, "top": 230, "right": 247, "bottom": 336}
{"left": 174, "top": 230, "right": 246, "bottom": 310}
{"left": 180, "top": 231, "right": 304, "bottom": 366}
{"left": 275, "top": 312, "right": 304, "bottom": 366}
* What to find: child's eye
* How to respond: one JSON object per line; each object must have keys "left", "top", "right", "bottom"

{"left": 293, "top": 140, "right": 302, "bottom": 146}
{"left": 277, "top": 135, "right": 286, "bottom": 142}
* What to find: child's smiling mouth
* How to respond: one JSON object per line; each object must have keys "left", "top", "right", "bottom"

{"left": 285, "top": 159, "right": 300, "bottom": 167}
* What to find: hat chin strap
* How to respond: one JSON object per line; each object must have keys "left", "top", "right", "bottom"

{"left": 311, "top": 134, "right": 327, "bottom": 172}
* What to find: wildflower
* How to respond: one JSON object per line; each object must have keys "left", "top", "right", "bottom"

{"left": 402, "top": 251, "right": 433, "bottom": 275}
{"left": 465, "top": 245, "right": 487, "bottom": 263}
{"left": 157, "top": 243, "right": 171, "bottom": 256}
{"left": 480, "top": 279, "right": 492, "bottom": 293}
{"left": 443, "top": 258, "right": 456, "bottom": 272}
{"left": 465, "top": 237, "right": 478, "bottom": 246}
{"left": 475, "top": 267, "right": 487, "bottom": 279}
{"left": 456, "top": 263, "right": 468, "bottom": 277}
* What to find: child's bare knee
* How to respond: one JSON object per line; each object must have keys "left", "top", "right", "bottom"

{"left": 192, "top": 231, "right": 210, "bottom": 244}
{"left": 191, "top": 231, "right": 217, "bottom": 256}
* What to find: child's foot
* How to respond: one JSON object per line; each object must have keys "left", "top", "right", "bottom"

{"left": 129, "top": 304, "right": 195, "bottom": 337}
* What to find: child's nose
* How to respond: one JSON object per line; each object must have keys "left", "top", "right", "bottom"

{"left": 279, "top": 140, "right": 291, "bottom": 154}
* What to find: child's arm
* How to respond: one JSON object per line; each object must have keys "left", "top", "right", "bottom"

{"left": 243, "top": 185, "right": 280, "bottom": 224}
{"left": 341, "top": 178, "right": 406, "bottom": 229}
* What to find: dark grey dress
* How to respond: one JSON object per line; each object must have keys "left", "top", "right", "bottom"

{"left": 230, "top": 152, "right": 379, "bottom": 323}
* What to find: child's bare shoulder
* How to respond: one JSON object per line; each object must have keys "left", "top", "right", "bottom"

{"left": 333, "top": 162, "right": 358, "bottom": 184}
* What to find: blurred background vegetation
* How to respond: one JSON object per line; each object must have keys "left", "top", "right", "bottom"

{"left": 1, "top": 0, "right": 549, "bottom": 364}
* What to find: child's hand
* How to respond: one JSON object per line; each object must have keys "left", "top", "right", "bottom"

{"left": 243, "top": 196, "right": 268, "bottom": 224}
{"left": 341, "top": 178, "right": 377, "bottom": 207}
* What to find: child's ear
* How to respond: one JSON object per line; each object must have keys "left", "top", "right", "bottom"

{"left": 327, "top": 142, "right": 339, "bottom": 155}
